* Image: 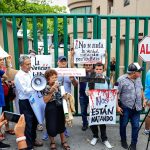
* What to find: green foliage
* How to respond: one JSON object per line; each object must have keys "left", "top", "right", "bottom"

{"left": 0, "top": 0, "right": 67, "bottom": 38}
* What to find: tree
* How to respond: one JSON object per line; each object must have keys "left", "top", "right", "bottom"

{"left": 0, "top": 0, "right": 67, "bottom": 40}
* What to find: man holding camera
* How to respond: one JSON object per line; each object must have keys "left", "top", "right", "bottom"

{"left": 144, "top": 69, "right": 150, "bottom": 134}
{"left": 117, "top": 62, "right": 145, "bottom": 150}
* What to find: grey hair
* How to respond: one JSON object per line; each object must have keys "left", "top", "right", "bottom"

{"left": 19, "top": 55, "right": 30, "bottom": 66}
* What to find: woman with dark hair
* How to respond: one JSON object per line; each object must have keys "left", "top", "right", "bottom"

{"left": 43, "top": 69, "right": 70, "bottom": 150}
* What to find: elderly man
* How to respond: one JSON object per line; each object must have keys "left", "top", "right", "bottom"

{"left": 14, "top": 56, "right": 43, "bottom": 150}
{"left": 117, "top": 62, "right": 145, "bottom": 150}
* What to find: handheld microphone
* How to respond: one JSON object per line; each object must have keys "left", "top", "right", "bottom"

{"left": 114, "top": 82, "right": 119, "bottom": 90}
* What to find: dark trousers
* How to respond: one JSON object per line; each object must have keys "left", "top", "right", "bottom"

{"left": 79, "top": 95, "right": 89, "bottom": 126}
{"left": 90, "top": 124, "right": 107, "bottom": 142}
{"left": 120, "top": 107, "right": 140, "bottom": 144}
{"left": 19, "top": 99, "right": 38, "bottom": 149}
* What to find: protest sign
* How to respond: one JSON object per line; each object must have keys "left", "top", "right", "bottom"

{"left": 88, "top": 89, "right": 117, "bottom": 126}
{"left": 54, "top": 68, "right": 86, "bottom": 77}
{"left": 74, "top": 39, "right": 106, "bottom": 64}
{"left": 0, "top": 46, "right": 9, "bottom": 58}
{"left": 21, "top": 54, "right": 51, "bottom": 76}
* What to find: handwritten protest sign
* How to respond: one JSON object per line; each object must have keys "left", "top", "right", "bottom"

{"left": 21, "top": 55, "right": 52, "bottom": 76}
{"left": 74, "top": 39, "right": 106, "bottom": 64}
{"left": 88, "top": 89, "right": 117, "bottom": 126}
{"left": 54, "top": 68, "right": 86, "bottom": 77}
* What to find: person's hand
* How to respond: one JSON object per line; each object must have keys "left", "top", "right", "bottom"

{"left": 69, "top": 76, "right": 75, "bottom": 81}
{"left": 70, "top": 48, "right": 75, "bottom": 57}
{"left": 143, "top": 99, "right": 147, "bottom": 108}
{"left": 14, "top": 115, "right": 26, "bottom": 138}
{"left": 117, "top": 106, "right": 123, "bottom": 115}
{"left": 0, "top": 113, "right": 7, "bottom": 128}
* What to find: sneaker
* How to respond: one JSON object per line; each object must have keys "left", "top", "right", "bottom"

{"left": 81, "top": 125, "right": 88, "bottom": 131}
{"left": 143, "top": 129, "right": 150, "bottom": 135}
{"left": 103, "top": 140, "right": 113, "bottom": 149}
{"left": 129, "top": 143, "right": 136, "bottom": 150}
{"left": 42, "top": 132, "right": 49, "bottom": 141}
{"left": 0, "top": 141, "right": 10, "bottom": 149}
{"left": 90, "top": 138, "right": 98, "bottom": 146}
{"left": 121, "top": 140, "right": 128, "bottom": 149}
{"left": 64, "top": 129, "right": 70, "bottom": 138}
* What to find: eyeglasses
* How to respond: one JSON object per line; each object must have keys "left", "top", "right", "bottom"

{"left": 95, "top": 69, "right": 103, "bottom": 70}
{"left": 84, "top": 64, "right": 92, "bottom": 67}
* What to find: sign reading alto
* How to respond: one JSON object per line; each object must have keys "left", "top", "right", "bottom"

{"left": 138, "top": 36, "right": 150, "bottom": 62}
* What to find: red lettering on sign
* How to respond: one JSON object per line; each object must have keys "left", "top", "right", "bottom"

{"left": 140, "top": 44, "right": 145, "bottom": 54}
{"left": 140, "top": 44, "right": 150, "bottom": 54}
{"left": 146, "top": 44, "right": 150, "bottom": 54}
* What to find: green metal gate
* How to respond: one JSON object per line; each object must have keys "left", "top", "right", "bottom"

{"left": 0, "top": 14, "right": 149, "bottom": 118}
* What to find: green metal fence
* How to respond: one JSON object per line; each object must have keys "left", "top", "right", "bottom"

{"left": 0, "top": 14, "right": 149, "bottom": 118}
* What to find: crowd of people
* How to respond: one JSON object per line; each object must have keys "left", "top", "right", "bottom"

{"left": 0, "top": 48, "right": 150, "bottom": 150}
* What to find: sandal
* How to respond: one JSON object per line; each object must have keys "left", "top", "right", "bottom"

{"left": 50, "top": 142, "right": 57, "bottom": 150}
{"left": 5, "top": 129, "right": 15, "bottom": 135}
{"left": 61, "top": 142, "right": 70, "bottom": 150}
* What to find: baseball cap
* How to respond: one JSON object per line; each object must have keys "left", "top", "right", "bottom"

{"left": 58, "top": 56, "right": 67, "bottom": 61}
{"left": 127, "top": 62, "right": 144, "bottom": 73}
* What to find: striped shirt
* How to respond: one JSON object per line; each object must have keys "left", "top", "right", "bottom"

{"left": 117, "top": 74, "right": 143, "bottom": 111}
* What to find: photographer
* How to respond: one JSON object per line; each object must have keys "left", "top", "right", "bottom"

{"left": 144, "top": 69, "right": 150, "bottom": 134}
{"left": 43, "top": 69, "right": 70, "bottom": 150}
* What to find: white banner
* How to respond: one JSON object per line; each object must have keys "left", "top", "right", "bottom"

{"left": 21, "top": 55, "right": 52, "bottom": 76}
{"left": 88, "top": 89, "right": 117, "bottom": 126}
{"left": 74, "top": 39, "right": 106, "bottom": 64}
{"left": 29, "top": 92, "right": 46, "bottom": 124}
{"left": 54, "top": 68, "right": 86, "bottom": 76}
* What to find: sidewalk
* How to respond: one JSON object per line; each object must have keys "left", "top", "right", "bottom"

{"left": 3, "top": 116, "right": 149, "bottom": 150}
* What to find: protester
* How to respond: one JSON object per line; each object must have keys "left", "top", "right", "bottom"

{"left": 14, "top": 55, "right": 43, "bottom": 149}
{"left": 86, "top": 63, "right": 113, "bottom": 149}
{"left": 110, "top": 57, "right": 116, "bottom": 84}
{"left": 0, "top": 57, "right": 10, "bottom": 148}
{"left": 70, "top": 48, "right": 93, "bottom": 131}
{"left": 43, "top": 69, "right": 70, "bottom": 150}
{"left": 117, "top": 62, "right": 146, "bottom": 150}
{"left": 57, "top": 55, "right": 78, "bottom": 137}
{"left": 144, "top": 69, "right": 150, "bottom": 134}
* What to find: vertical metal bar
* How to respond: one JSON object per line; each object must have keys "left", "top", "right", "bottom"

{"left": 124, "top": 18, "right": 130, "bottom": 73}
{"left": 97, "top": 16, "right": 101, "bottom": 39}
{"left": 73, "top": 16, "right": 78, "bottom": 115}
{"left": 54, "top": 16, "right": 58, "bottom": 67}
{"left": 83, "top": 16, "right": 87, "bottom": 39}
{"left": 142, "top": 18, "right": 149, "bottom": 87}
{"left": 134, "top": 18, "right": 139, "bottom": 62}
{"left": 2, "top": 17, "right": 9, "bottom": 52}
{"left": 22, "top": 16, "right": 28, "bottom": 54}
{"left": 63, "top": 16, "right": 68, "bottom": 57}
{"left": 93, "top": 15, "right": 97, "bottom": 39}
{"left": 32, "top": 16, "right": 38, "bottom": 53}
{"left": 106, "top": 17, "right": 111, "bottom": 77}
{"left": 115, "top": 18, "right": 120, "bottom": 80}
{"left": 12, "top": 16, "right": 19, "bottom": 70}
{"left": 43, "top": 16, "right": 48, "bottom": 55}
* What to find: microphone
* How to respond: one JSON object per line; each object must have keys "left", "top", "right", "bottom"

{"left": 114, "top": 82, "right": 119, "bottom": 90}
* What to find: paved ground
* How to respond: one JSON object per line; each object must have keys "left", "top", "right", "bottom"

{"left": 2, "top": 116, "right": 149, "bottom": 150}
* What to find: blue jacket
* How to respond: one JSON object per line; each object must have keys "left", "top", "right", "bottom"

{"left": 144, "top": 70, "right": 150, "bottom": 100}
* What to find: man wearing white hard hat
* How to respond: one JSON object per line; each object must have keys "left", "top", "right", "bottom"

{"left": 116, "top": 62, "right": 146, "bottom": 150}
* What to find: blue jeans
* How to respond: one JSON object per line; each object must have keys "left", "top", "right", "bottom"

{"left": 79, "top": 95, "right": 89, "bottom": 127}
{"left": 120, "top": 107, "right": 140, "bottom": 144}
